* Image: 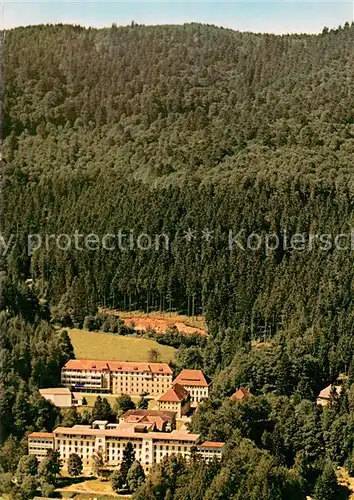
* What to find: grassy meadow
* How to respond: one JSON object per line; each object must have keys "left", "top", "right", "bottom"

{"left": 68, "top": 328, "right": 176, "bottom": 363}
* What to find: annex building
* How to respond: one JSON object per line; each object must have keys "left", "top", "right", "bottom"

{"left": 61, "top": 359, "right": 173, "bottom": 396}
{"left": 173, "top": 369, "right": 209, "bottom": 404}
{"left": 119, "top": 409, "right": 176, "bottom": 432}
{"left": 28, "top": 420, "right": 224, "bottom": 472}
{"left": 157, "top": 383, "right": 191, "bottom": 418}
{"left": 39, "top": 387, "right": 84, "bottom": 408}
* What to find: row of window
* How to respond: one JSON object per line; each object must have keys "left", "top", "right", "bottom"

{"left": 62, "top": 376, "right": 101, "bottom": 380}
{"left": 106, "top": 436, "right": 143, "bottom": 442}
{"left": 112, "top": 373, "right": 171, "bottom": 377}
{"left": 63, "top": 370, "right": 170, "bottom": 377}
{"left": 28, "top": 439, "right": 53, "bottom": 444}
{"left": 59, "top": 440, "right": 94, "bottom": 446}
{"left": 107, "top": 442, "right": 141, "bottom": 448}
{"left": 155, "top": 445, "right": 191, "bottom": 452}
{"left": 62, "top": 370, "right": 103, "bottom": 375}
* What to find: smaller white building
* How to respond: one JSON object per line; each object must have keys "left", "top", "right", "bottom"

{"left": 39, "top": 387, "right": 84, "bottom": 407}
{"left": 198, "top": 441, "right": 225, "bottom": 461}
{"left": 27, "top": 432, "right": 54, "bottom": 460}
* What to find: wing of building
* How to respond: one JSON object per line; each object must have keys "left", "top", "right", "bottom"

{"left": 39, "top": 387, "right": 85, "bottom": 407}
{"left": 61, "top": 359, "right": 173, "bottom": 396}
{"left": 173, "top": 369, "right": 209, "bottom": 404}
{"left": 157, "top": 383, "right": 191, "bottom": 418}
{"left": 28, "top": 421, "right": 224, "bottom": 473}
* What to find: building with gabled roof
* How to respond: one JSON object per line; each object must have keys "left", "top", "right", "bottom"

{"left": 61, "top": 358, "right": 173, "bottom": 396}
{"left": 120, "top": 409, "right": 176, "bottom": 431}
{"left": 157, "top": 383, "right": 190, "bottom": 418}
{"left": 231, "top": 387, "right": 252, "bottom": 401}
{"left": 173, "top": 369, "right": 209, "bottom": 404}
{"left": 316, "top": 384, "right": 342, "bottom": 406}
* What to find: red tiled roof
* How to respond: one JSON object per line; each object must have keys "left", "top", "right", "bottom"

{"left": 122, "top": 409, "right": 175, "bottom": 421}
{"left": 173, "top": 369, "right": 208, "bottom": 387}
{"left": 63, "top": 359, "right": 172, "bottom": 375}
{"left": 28, "top": 432, "right": 54, "bottom": 439}
{"left": 317, "top": 384, "right": 342, "bottom": 400}
{"left": 200, "top": 441, "right": 225, "bottom": 448}
{"left": 121, "top": 410, "right": 175, "bottom": 430}
{"left": 158, "top": 383, "right": 189, "bottom": 402}
{"left": 231, "top": 387, "right": 252, "bottom": 401}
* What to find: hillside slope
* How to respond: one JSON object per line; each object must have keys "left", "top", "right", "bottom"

{"left": 4, "top": 23, "right": 354, "bottom": 186}
{"left": 3, "top": 23, "right": 354, "bottom": 391}
{"left": 3, "top": 23, "right": 354, "bottom": 499}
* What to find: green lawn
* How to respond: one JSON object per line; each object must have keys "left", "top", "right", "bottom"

{"left": 56, "top": 477, "right": 129, "bottom": 499}
{"left": 60, "top": 493, "right": 125, "bottom": 499}
{"left": 68, "top": 328, "right": 176, "bottom": 363}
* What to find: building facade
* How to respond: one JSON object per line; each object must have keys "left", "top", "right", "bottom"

{"left": 28, "top": 422, "right": 224, "bottom": 473}
{"left": 39, "top": 388, "right": 85, "bottom": 408}
{"left": 61, "top": 359, "right": 173, "bottom": 396}
{"left": 28, "top": 432, "right": 54, "bottom": 460}
{"left": 173, "top": 369, "right": 209, "bottom": 404}
{"left": 157, "top": 384, "right": 191, "bottom": 418}
{"left": 39, "top": 388, "right": 73, "bottom": 407}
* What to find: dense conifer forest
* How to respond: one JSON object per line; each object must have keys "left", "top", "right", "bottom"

{"left": 2, "top": 22, "right": 354, "bottom": 498}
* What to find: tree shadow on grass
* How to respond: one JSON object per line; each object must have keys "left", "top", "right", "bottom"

{"left": 56, "top": 475, "right": 96, "bottom": 488}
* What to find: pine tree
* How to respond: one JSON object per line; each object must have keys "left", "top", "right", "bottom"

{"left": 114, "top": 394, "right": 135, "bottom": 417}
{"left": 275, "top": 352, "right": 293, "bottom": 396}
{"left": 67, "top": 453, "right": 83, "bottom": 477}
{"left": 313, "top": 461, "right": 339, "bottom": 500}
{"left": 111, "top": 468, "right": 125, "bottom": 492}
{"left": 127, "top": 460, "right": 146, "bottom": 492}
{"left": 328, "top": 384, "right": 340, "bottom": 412}
{"left": 38, "top": 449, "right": 61, "bottom": 484}
{"left": 137, "top": 394, "right": 148, "bottom": 409}
{"left": 101, "top": 397, "right": 114, "bottom": 421}
{"left": 119, "top": 442, "right": 136, "bottom": 484}
{"left": 58, "top": 330, "right": 75, "bottom": 365}
{"left": 339, "top": 385, "right": 349, "bottom": 414}
{"left": 91, "top": 396, "right": 104, "bottom": 421}
{"left": 16, "top": 454, "right": 38, "bottom": 476}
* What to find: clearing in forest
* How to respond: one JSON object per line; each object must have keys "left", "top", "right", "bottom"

{"left": 68, "top": 329, "right": 177, "bottom": 363}
{"left": 103, "top": 309, "right": 207, "bottom": 336}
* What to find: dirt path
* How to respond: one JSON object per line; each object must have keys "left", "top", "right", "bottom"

{"left": 103, "top": 309, "right": 207, "bottom": 336}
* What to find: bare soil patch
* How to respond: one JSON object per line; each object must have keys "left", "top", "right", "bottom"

{"left": 104, "top": 309, "right": 207, "bottom": 336}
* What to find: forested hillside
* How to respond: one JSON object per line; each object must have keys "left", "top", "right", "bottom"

{"left": 3, "top": 22, "right": 354, "bottom": 498}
